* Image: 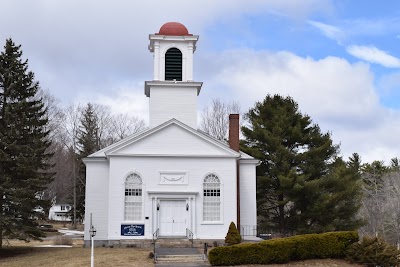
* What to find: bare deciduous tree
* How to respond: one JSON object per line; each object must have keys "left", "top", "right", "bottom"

{"left": 382, "top": 172, "right": 400, "bottom": 245}
{"left": 109, "top": 113, "right": 146, "bottom": 143}
{"left": 359, "top": 172, "right": 386, "bottom": 238}
{"left": 42, "top": 99, "right": 146, "bottom": 223}
{"left": 38, "top": 88, "right": 65, "bottom": 143}
{"left": 359, "top": 161, "right": 400, "bottom": 246}
{"left": 199, "top": 98, "right": 241, "bottom": 141}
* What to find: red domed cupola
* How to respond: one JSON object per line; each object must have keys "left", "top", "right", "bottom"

{"left": 158, "top": 22, "right": 192, "bottom": 36}
{"left": 146, "top": 23, "right": 202, "bottom": 128}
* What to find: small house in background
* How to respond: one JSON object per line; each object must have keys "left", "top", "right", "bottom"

{"left": 48, "top": 204, "right": 72, "bottom": 221}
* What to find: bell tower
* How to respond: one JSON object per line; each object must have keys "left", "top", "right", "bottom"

{"left": 145, "top": 22, "right": 202, "bottom": 129}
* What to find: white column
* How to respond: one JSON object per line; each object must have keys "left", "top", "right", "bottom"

{"left": 182, "top": 56, "right": 187, "bottom": 82}
{"left": 156, "top": 198, "right": 159, "bottom": 231}
{"left": 188, "top": 197, "right": 192, "bottom": 231}
{"left": 187, "top": 43, "right": 194, "bottom": 81}
{"left": 151, "top": 197, "right": 155, "bottom": 234}
{"left": 160, "top": 54, "right": 165, "bottom": 81}
{"left": 192, "top": 196, "right": 197, "bottom": 238}
{"left": 153, "top": 42, "right": 160, "bottom": 80}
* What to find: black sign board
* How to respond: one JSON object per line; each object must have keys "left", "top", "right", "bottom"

{"left": 121, "top": 224, "right": 145, "bottom": 236}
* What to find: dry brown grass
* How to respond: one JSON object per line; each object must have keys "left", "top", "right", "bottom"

{"left": 3, "top": 238, "right": 83, "bottom": 247}
{"left": 0, "top": 245, "right": 153, "bottom": 267}
{"left": 52, "top": 236, "right": 74, "bottom": 246}
{"left": 224, "top": 259, "right": 363, "bottom": 267}
{"left": 0, "top": 239, "right": 363, "bottom": 267}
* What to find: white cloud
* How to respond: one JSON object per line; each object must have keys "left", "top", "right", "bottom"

{"left": 346, "top": 45, "right": 400, "bottom": 68}
{"left": 344, "top": 17, "right": 400, "bottom": 37}
{"left": 203, "top": 49, "right": 400, "bottom": 163}
{"left": 2, "top": 0, "right": 398, "bottom": 163}
{"left": 0, "top": 0, "right": 334, "bottom": 105}
{"left": 308, "top": 20, "right": 345, "bottom": 44}
{"left": 75, "top": 82, "right": 149, "bottom": 123}
{"left": 309, "top": 17, "right": 400, "bottom": 41}
{"left": 71, "top": 47, "right": 400, "bottom": 163}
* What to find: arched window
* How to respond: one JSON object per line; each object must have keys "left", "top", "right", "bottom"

{"left": 203, "top": 174, "right": 221, "bottom": 221}
{"left": 165, "top": 48, "right": 182, "bottom": 81}
{"left": 124, "top": 173, "right": 142, "bottom": 221}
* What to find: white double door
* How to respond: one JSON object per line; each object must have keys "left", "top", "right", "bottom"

{"left": 159, "top": 200, "right": 187, "bottom": 237}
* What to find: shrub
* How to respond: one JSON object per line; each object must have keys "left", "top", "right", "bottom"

{"left": 346, "top": 236, "right": 400, "bottom": 267}
{"left": 53, "top": 236, "right": 73, "bottom": 246}
{"left": 225, "top": 222, "right": 242, "bottom": 246}
{"left": 209, "top": 231, "right": 358, "bottom": 266}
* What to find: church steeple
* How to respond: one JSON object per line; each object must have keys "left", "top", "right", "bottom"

{"left": 145, "top": 22, "right": 202, "bottom": 129}
{"left": 148, "top": 22, "right": 198, "bottom": 82}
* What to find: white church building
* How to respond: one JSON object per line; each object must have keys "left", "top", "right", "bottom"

{"left": 83, "top": 22, "right": 259, "bottom": 246}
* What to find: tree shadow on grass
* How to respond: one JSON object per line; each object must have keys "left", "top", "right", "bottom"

{"left": 0, "top": 247, "right": 46, "bottom": 259}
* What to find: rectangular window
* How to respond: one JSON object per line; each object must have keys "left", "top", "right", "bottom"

{"left": 124, "top": 195, "right": 142, "bottom": 221}
{"left": 203, "top": 189, "right": 221, "bottom": 221}
{"left": 61, "top": 206, "right": 65, "bottom": 211}
{"left": 125, "top": 188, "right": 142, "bottom": 196}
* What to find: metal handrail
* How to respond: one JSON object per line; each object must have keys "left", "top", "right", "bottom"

{"left": 152, "top": 228, "right": 159, "bottom": 262}
{"left": 185, "top": 228, "right": 194, "bottom": 248}
{"left": 152, "top": 228, "right": 159, "bottom": 243}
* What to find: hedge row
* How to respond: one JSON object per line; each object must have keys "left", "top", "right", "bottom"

{"left": 208, "top": 231, "right": 359, "bottom": 266}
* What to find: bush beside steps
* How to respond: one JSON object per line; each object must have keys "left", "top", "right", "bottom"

{"left": 225, "top": 222, "right": 241, "bottom": 246}
{"left": 209, "top": 231, "right": 358, "bottom": 266}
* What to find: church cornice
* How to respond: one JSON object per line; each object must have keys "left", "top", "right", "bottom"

{"left": 144, "top": 80, "right": 202, "bottom": 97}
{"left": 106, "top": 154, "right": 240, "bottom": 158}
{"left": 148, "top": 34, "right": 199, "bottom": 52}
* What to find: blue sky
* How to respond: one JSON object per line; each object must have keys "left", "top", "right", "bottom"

{"left": 203, "top": 1, "right": 400, "bottom": 108}
{"left": 0, "top": 0, "right": 399, "bottom": 163}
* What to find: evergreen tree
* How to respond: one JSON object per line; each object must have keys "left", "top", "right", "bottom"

{"left": 225, "top": 222, "right": 242, "bottom": 245}
{"left": 0, "top": 39, "right": 53, "bottom": 247}
{"left": 303, "top": 157, "right": 363, "bottom": 232}
{"left": 241, "top": 94, "right": 361, "bottom": 235}
{"left": 389, "top": 157, "right": 399, "bottom": 172}
{"left": 75, "top": 103, "right": 101, "bottom": 220}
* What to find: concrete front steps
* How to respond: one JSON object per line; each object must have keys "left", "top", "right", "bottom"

{"left": 154, "top": 246, "right": 208, "bottom": 264}
{"left": 154, "top": 238, "right": 224, "bottom": 248}
{"left": 156, "top": 254, "right": 206, "bottom": 263}
{"left": 155, "top": 238, "right": 193, "bottom": 248}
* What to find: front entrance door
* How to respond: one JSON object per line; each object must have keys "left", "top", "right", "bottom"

{"left": 159, "top": 200, "right": 187, "bottom": 237}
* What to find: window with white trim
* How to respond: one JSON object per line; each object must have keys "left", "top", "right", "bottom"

{"left": 203, "top": 174, "right": 221, "bottom": 221}
{"left": 124, "top": 173, "right": 142, "bottom": 221}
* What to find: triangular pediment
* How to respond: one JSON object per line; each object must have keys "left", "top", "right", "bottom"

{"left": 89, "top": 119, "right": 240, "bottom": 158}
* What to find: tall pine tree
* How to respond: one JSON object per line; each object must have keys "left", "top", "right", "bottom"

{"left": 75, "top": 103, "right": 101, "bottom": 220}
{"left": 0, "top": 39, "right": 53, "bottom": 247}
{"left": 241, "top": 94, "right": 361, "bottom": 235}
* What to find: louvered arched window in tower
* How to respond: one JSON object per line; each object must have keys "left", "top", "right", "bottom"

{"left": 165, "top": 48, "right": 182, "bottom": 81}
{"left": 203, "top": 173, "right": 221, "bottom": 221}
{"left": 124, "top": 173, "right": 142, "bottom": 221}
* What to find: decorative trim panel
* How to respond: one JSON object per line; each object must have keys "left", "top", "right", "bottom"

{"left": 159, "top": 171, "right": 188, "bottom": 185}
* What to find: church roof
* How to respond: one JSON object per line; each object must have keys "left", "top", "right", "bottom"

{"left": 158, "top": 22, "right": 192, "bottom": 36}
{"left": 86, "top": 119, "right": 257, "bottom": 162}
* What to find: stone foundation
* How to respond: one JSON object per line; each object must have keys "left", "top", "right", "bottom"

{"left": 84, "top": 238, "right": 225, "bottom": 248}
